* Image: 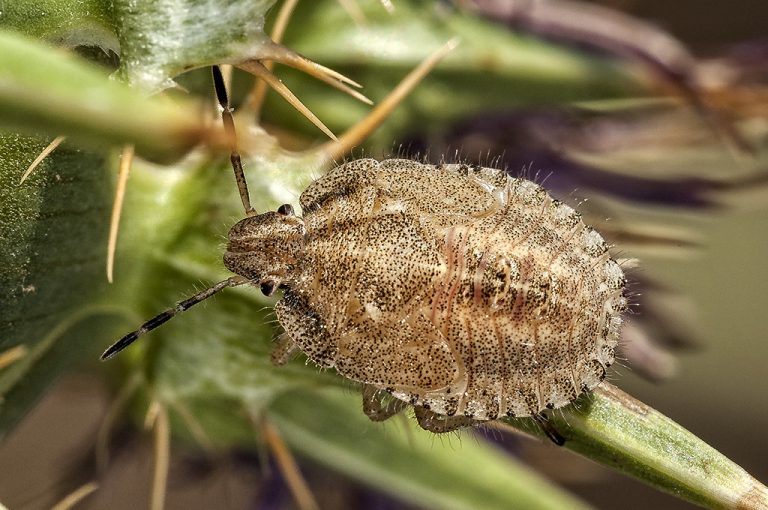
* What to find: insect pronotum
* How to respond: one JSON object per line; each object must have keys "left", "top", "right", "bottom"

{"left": 102, "top": 66, "right": 627, "bottom": 441}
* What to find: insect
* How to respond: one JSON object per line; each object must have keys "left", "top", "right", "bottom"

{"left": 102, "top": 67, "right": 627, "bottom": 440}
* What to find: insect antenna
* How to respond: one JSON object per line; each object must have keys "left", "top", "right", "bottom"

{"left": 101, "top": 275, "right": 248, "bottom": 360}
{"left": 211, "top": 65, "right": 257, "bottom": 217}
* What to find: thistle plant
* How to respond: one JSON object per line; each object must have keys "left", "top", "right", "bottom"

{"left": 1, "top": 1, "right": 767, "bottom": 509}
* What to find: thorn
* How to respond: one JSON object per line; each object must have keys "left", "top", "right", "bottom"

{"left": 149, "top": 401, "right": 170, "bottom": 510}
{"left": 320, "top": 37, "right": 460, "bottom": 162}
{"left": 331, "top": 79, "right": 374, "bottom": 105}
{"left": 107, "top": 144, "right": 134, "bottom": 283}
{"left": 247, "top": 0, "right": 300, "bottom": 117}
{"left": 272, "top": 0, "right": 300, "bottom": 43}
{"left": 169, "top": 400, "right": 215, "bottom": 453}
{"left": 96, "top": 373, "right": 142, "bottom": 473}
{"left": 250, "top": 42, "right": 372, "bottom": 105}
{"left": 0, "top": 344, "right": 28, "bottom": 370}
{"left": 271, "top": 45, "right": 374, "bottom": 104}
{"left": 379, "top": 0, "right": 395, "bottom": 13}
{"left": 260, "top": 417, "right": 320, "bottom": 510}
{"left": 238, "top": 60, "right": 338, "bottom": 141}
{"left": 144, "top": 399, "right": 160, "bottom": 430}
{"left": 219, "top": 63, "right": 234, "bottom": 94}
{"left": 336, "top": 0, "right": 367, "bottom": 25}
{"left": 50, "top": 481, "right": 99, "bottom": 510}
{"left": 19, "top": 135, "right": 65, "bottom": 184}
{"left": 268, "top": 44, "right": 363, "bottom": 89}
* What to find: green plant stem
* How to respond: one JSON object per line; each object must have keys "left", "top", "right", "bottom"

{"left": 503, "top": 383, "right": 768, "bottom": 510}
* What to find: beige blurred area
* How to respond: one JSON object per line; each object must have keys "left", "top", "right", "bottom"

{"left": 0, "top": 375, "right": 357, "bottom": 510}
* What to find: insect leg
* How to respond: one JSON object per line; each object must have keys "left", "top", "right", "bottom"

{"left": 362, "top": 385, "right": 408, "bottom": 422}
{"left": 271, "top": 332, "right": 300, "bottom": 366}
{"left": 101, "top": 275, "right": 249, "bottom": 360}
{"left": 211, "top": 65, "right": 256, "bottom": 217}
{"left": 532, "top": 412, "right": 566, "bottom": 446}
{"left": 273, "top": 290, "right": 337, "bottom": 367}
{"left": 413, "top": 406, "right": 476, "bottom": 433}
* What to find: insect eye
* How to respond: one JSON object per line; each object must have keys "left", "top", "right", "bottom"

{"left": 260, "top": 280, "right": 276, "bottom": 296}
{"left": 277, "top": 204, "right": 294, "bottom": 216}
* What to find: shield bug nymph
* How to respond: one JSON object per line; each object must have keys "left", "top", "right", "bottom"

{"left": 103, "top": 67, "right": 627, "bottom": 439}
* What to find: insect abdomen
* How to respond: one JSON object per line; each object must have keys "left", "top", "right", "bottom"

{"left": 420, "top": 177, "right": 627, "bottom": 419}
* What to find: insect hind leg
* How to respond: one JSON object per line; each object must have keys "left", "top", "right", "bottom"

{"left": 532, "top": 412, "right": 566, "bottom": 446}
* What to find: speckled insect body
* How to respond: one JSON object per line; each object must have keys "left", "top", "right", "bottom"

{"left": 223, "top": 158, "right": 627, "bottom": 432}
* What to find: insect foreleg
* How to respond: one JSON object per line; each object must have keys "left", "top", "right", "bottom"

{"left": 270, "top": 332, "right": 300, "bottom": 366}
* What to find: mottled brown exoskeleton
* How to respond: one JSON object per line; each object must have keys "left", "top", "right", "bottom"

{"left": 103, "top": 67, "right": 627, "bottom": 440}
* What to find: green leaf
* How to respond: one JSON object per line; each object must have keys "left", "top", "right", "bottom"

{"left": 0, "top": 133, "right": 122, "bottom": 436}
{"left": 112, "top": 0, "right": 276, "bottom": 91}
{"left": 0, "top": 0, "right": 116, "bottom": 50}
{"left": 0, "top": 31, "right": 204, "bottom": 162}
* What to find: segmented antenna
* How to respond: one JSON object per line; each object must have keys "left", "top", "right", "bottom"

{"left": 101, "top": 67, "right": 260, "bottom": 361}
{"left": 101, "top": 276, "right": 248, "bottom": 360}
{"left": 212, "top": 65, "right": 257, "bottom": 217}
